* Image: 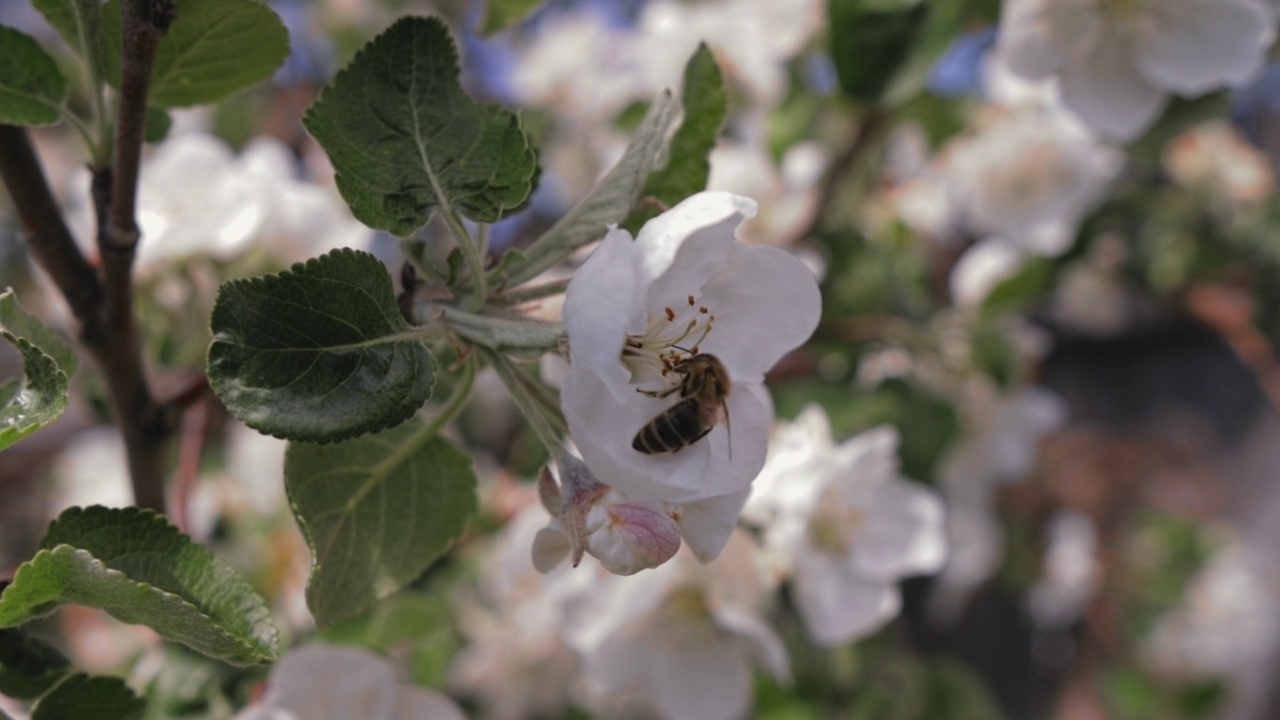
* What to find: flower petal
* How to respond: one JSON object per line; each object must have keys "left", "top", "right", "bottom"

{"left": 650, "top": 635, "right": 753, "bottom": 720}
{"left": 1133, "top": 0, "right": 1273, "bottom": 95}
{"left": 533, "top": 525, "right": 571, "bottom": 573}
{"left": 393, "top": 686, "right": 466, "bottom": 720}
{"left": 675, "top": 488, "right": 752, "bottom": 563}
{"left": 691, "top": 243, "right": 821, "bottom": 381}
{"left": 950, "top": 238, "right": 1025, "bottom": 307}
{"left": 852, "top": 478, "right": 948, "bottom": 581}
{"left": 1059, "top": 32, "right": 1166, "bottom": 141}
{"left": 793, "top": 550, "right": 901, "bottom": 646}
{"left": 586, "top": 499, "right": 682, "bottom": 574}
{"left": 996, "top": 0, "right": 1099, "bottom": 80}
{"left": 632, "top": 191, "right": 758, "bottom": 286}
{"left": 563, "top": 227, "right": 645, "bottom": 405}
{"left": 711, "top": 604, "right": 792, "bottom": 683}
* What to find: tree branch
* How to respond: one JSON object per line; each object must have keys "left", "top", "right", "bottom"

{"left": 0, "top": 0, "right": 179, "bottom": 513}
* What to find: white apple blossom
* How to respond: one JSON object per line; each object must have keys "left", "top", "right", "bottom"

{"left": 742, "top": 406, "right": 947, "bottom": 646}
{"left": 451, "top": 506, "right": 590, "bottom": 720}
{"left": 1144, "top": 541, "right": 1280, "bottom": 677}
{"left": 560, "top": 191, "right": 821, "bottom": 565}
{"left": 947, "top": 109, "right": 1123, "bottom": 257}
{"left": 68, "top": 133, "right": 370, "bottom": 275}
{"left": 1028, "top": 510, "right": 1100, "bottom": 627}
{"left": 996, "top": 0, "right": 1276, "bottom": 141}
{"left": 930, "top": 387, "right": 1066, "bottom": 621}
{"left": 565, "top": 530, "right": 790, "bottom": 720}
{"left": 233, "top": 644, "right": 464, "bottom": 720}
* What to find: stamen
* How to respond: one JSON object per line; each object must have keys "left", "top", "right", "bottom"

{"left": 665, "top": 307, "right": 675, "bottom": 321}
{"left": 687, "top": 295, "right": 696, "bottom": 306}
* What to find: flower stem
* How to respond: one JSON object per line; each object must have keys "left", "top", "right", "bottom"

{"left": 375, "top": 354, "right": 476, "bottom": 474}
{"left": 481, "top": 347, "right": 566, "bottom": 459}
{"left": 440, "top": 208, "right": 489, "bottom": 312}
{"left": 433, "top": 305, "right": 565, "bottom": 353}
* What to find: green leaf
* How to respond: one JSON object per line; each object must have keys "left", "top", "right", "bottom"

{"left": 286, "top": 425, "right": 477, "bottom": 626}
{"left": 494, "top": 90, "right": 679, "bottom": 289}
{"left": 828, "top": 0, "right": 929, "bottom": 104}
{"left": 32, "top": 0, "right": 111, "bottom": 89}
{"left": 0, "top": 289, "right": 77, "bottom": 452}
{"left": 0, "top": 506, "right": 279, "bottom": 666}
{"left": 480, "top": 0, "right": 545, "bottom": 34}
{"left": 208, "top": 249, "right": 436, "bottom": 443}
{"left": 103, "top": 0, "right": 289, "bottom": 108}
{"left": 144, "top": 106, "right": 171, "bottom": 143}
{"left": 0, "top": 25, "right": 67, "bottom": 126}
{"left": 304, "top": 16, "right": 538, "bottom": 236}
{"left": 32, "top": 674, "right": 144, "bottom": 720}
{"left": 0, "top": 628, "right": 70, "bottom": 700}
{"left": 980, "top": 256, "right": 1055, "bottom": 318}
{"left": 620, "top": 43, "right": 726, "bottom": 235}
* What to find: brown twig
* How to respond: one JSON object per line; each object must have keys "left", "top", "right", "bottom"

{"left": 0, "top": 0, "right": 178, "bottom": 513}
{"left": 794, "top": 106, "right": 890, "bottom": 243}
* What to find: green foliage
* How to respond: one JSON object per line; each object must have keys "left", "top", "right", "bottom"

{"left": 207, "top": 249, "right": 436, "bottom": 444}
{"left": 286, "top": 422, "right": 477, "bottom": 626}
{"left": 828, "top": 0, "right": 929, "bottom": 105}
{"left": 980, "top": 257, "right": 1056, "bottom": 318}
{"left": 103, "top": 0, "right": 290, "bottom": 107}
{"left": 304, "top": 16, "right": 537, "bottom": 236}
{"left": 33, "top": 0, "right": 111, "bottom": 88}
{"left": 0, "top": 289, "right": 77, "bottom": 452}
{"left": 32, "top": 674, "right": 144, "bottom": 720}
{"left": 144, "top": 107, "right": 171, "bottom": 143}
{"left": 0, "top": 629, "right": 70, "bottom": 700}
{"left": 315, "top": 590, "right": 461, "bottom": 687}
{"left": 480, "top": 0, "right": 546, "bottom": 34}
{"left": 0, "top": 25, "right": 67, "bottom": 125}
{"left": 494, "top": 89, "right": 679, "bottom": 289}
{"left": 620, "top": 43, "right": 726, "bottom": 235}
{"left": 0, "top": 507, "right": 278, "bottom": 666}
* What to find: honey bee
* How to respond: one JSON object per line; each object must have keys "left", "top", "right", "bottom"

{"left": 632, "top": 353, "right": 731, "bottom": 456}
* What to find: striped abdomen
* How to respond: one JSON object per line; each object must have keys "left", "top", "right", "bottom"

{"left": 632, "top": 397, "right": 713, "bottom": 454}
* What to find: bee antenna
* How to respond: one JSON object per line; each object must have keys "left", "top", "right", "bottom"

{"left": 723, "top": 399, "right": 732, "bottom": 462}
{"left": 671, "top": 344, "right": 694, "bottom": 355}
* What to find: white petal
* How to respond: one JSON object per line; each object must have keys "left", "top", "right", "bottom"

{"left": 996, "top": 0, "right": 1099, "bottom": 79}
{"left": 564, "top": 371, "right": 773, "bottom": 504}
{"left": 586, "top": 499, "right": 682, "bottom": 575}
{"left": 1133, "top": 0, "right": 1273, "bottom": 95}
{"left": 691, "top": 243, "right": 822, "bottom": 381}
{"left": 794, "top": 550, "right": 901, "bottom": 646}
{"left": 393, "top": 686, "right": 466, "bottom": 720}
{"left": 676, "top": 488, "right": 752, "bottom": 563}
{"left": 950, "top": 239, "right": 1025, "bottom": 307}
{"left": 579, "top": 630, "right": 652, "bottom": 697}
{"left": 260, "top": 645, "right": 398, "bottom": 719}
{"left": 1059, "top": 33, "right": 1166, "bottom": 141}
{"left": 650, "top": 635, "right": 752, "bottom": 720}
{"left": 532, "top": 526, "right": 571, "bottom": 573}
{"left": 852, "top": 478, "right": 948, "bottom": 580}
{"left": 563, "top": 227, "right": 645, "bottom": 406}
{"left": 711, "top": 604, "right": 792, "bottom": 683}
{"left": 632, "top": 191, "right": 758, "bottom": 286}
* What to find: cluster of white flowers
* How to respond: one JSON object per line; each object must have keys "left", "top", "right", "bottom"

{"left": 234, "top": 644, "right": 465, "bottom": 720}
{"left": 453, "top": 504, "right": 788, "bottom": 720}
{"left": 68, "top": 131, "right": 369, "bottom": 275}
{"left": 996, "top": 0, "right": 1275, "bottom": 141}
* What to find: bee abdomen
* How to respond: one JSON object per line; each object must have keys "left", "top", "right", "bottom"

{"left": 632, "top": 398, "right": 709, "bottom": 454}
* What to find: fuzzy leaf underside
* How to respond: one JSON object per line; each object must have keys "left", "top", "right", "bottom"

{"left": 207, "top": 248, "right": 436, "bottom": 443}
{"left": 287, "top": 424, "right": 477, "bottom": 626}
{"left": 0, "top": 507, "right": 278, "bottom": 666}
{"left": 0, "top": 289, "right": 77, "bottom": 452}
{"left": 304, "top": 16, "right": 537, "bottom": 236}
{"left": 495, "top": 90, "right": 680, "bottom": 288}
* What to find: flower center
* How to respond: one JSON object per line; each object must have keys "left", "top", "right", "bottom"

{"left": 620, "top": 293, "right": 717, "bottom": 389}
{"left": 808, "top": 503, "right": 867, "bottom": 555}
